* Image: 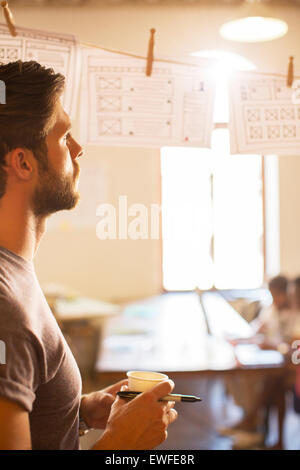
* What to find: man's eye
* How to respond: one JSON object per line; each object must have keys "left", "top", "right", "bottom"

{"left": 64, "top": 133, "right": 71, "bottom": 141}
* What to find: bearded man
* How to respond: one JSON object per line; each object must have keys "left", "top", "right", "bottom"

{"left": 0, "top": 61, "right": 177, "bottom": 450}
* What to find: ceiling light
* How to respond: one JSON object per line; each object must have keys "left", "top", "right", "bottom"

{"left": 220, "top": 0, "right": 288, "bottom": 43}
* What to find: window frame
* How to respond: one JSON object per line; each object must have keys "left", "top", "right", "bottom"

{"left": 159, "top": 121, "right": 267, "bottom": 293}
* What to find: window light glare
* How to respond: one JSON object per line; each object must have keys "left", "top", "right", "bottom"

{"left": 220, "top": 16, "right": 288, "bottom": 43}
{"left": 191, "top": 50, "right": 256, "bottom": 72}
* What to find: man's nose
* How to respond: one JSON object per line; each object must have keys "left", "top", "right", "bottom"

{"left": 71, "top": 138, "right": 84, "bottom": 160}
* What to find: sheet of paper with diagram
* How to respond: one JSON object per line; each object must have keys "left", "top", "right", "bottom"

{"left": 0, "top": 23, "right": 80, "bottom": 117}
{"left": 80, "top": 48, "right": 216, "bottom": 148}
{"left": 229, "top": 73, "right": 300, "bottom": 155}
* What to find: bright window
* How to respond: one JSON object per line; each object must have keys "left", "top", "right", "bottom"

{"left": 161, "top": 52, "right": 264, "bottom": 291}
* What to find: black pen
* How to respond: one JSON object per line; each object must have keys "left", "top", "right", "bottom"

{"left": 117, "top": 391, "right": 202, "bottom": 403}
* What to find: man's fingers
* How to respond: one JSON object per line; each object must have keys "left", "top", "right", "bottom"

{"left": 166, "top": 408, "right": 178, "bottom": 425}
{"left": 113, "top": 384, "right": 129, "bottom": 407}
{"left": 116, "top": 384, "right": 128, "bottom": 398}
{"left": 149, "top": 380, "right": 175, "bottom": 400}
{"left": 107, "top": 379, "right": 129, "bottom": 394}
{"left": 166, "top": 401, "right": 175, "bottom": 410}
{"left": 117, "top": 379, "right": 129, "bottom": 385}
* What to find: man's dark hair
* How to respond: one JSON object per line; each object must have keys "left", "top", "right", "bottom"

{"left": 268, "top": 275, "right": 288, "bottom": 293}
{"left": 0, "top": 60, "right": 65, "bottom": 198}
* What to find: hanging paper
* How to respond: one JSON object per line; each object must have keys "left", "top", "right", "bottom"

{"left": 229, "top": 72, "right": 300, "bottom": 155}
{"left": 80, "top": 47, "right": 215, "bottom": 148}
{"left": 0, "top": 23, "right": 80, "bottom": 118}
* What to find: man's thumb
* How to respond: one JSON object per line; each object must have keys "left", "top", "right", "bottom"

{"left": 113, "top": 384, "right": 129, "bottom": 407}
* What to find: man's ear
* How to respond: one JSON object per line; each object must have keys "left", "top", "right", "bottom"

{"left": 7, "top": 148, "right": 36, "bottom": 181}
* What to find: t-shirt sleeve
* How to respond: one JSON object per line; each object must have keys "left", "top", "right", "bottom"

{"left": 0, "top": 329, "right": 41, "bottom": 412}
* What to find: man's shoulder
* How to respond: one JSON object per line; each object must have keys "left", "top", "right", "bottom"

{"left": 0, "top": 286, "right": 68, "bottom": 381}
{"left": 0, "top": 268, "right": 49, "bottom": 333}
{"left": 0, "top": 288, "right": 23, "bottom": 316}
{"left": 0, "top": 291, "right": 37, "bottom": 341}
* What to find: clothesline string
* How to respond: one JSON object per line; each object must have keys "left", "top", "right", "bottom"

{"left": 0, "top": 2, "right": 299, "bottom": 79}
{"left": 81, "top": 41, "right": 213, "bottom": 69}
{"left": 81, "top": 41, "right": 300, "bottom": 81}
{"left": 0, "top": 13, "right": 298, "bottom": 79}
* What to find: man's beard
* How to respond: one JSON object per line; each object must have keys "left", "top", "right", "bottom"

{"left": 32, "top": 161, "right": 80, "bottom": 217}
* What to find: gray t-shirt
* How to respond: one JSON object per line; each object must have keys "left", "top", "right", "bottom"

{"left": 0, "top": 246, "right": 82, "bottom": 450}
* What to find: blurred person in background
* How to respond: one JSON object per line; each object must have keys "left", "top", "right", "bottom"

{"left": 287, "top": 276, "right": 300, "bottom": 338}
{"left": 253, "top": 275, "right": 291, "bottom": 348}
{"left": 220, "top": 275, "right": 294, "bottom": 449}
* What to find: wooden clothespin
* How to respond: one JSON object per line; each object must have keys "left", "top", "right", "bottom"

{"left": 146, "top": 28, "right": 156, "bottom": 77}
{"left": 287, "top": 56, "right": 294, "bottom": 87}
{"left": 1, "top": 1, "right": 17, "bottom": 37}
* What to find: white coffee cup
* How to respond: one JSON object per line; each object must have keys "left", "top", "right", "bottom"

{"left": 126, "top": 370, "right": 169, "bottom": 392}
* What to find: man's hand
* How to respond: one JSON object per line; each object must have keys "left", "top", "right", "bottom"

{"left": 80, "top": 379, "right": 128, "bottom": 429}
{"left": 92, "top": 380, "right": 178, "bottom": 450}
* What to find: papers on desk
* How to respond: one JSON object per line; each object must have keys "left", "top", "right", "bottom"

{"left": 97, "top": 293, "right": 238, "bottom": 372}
{"left": 201, "top": 292, "right": 254, "bottom": 339}
{"left": 234, "top": 344, "right": 284, "bottom": 367}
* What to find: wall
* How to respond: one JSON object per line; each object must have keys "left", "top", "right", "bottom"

{"left": 279, "top": 155, "right": 300, "bottom": 278}
{"left": 8, "top": 3, "right": 300, "bottom": 300}
{"left": 36, "top": 147, "right": 162, "bottom": 302}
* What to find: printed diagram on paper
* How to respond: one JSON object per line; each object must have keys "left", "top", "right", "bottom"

{"left": 0, "top": 23, "right": 80, "bottom": 117}
{"left": 229, "top": 74, "right": 300, "bottom": 155}
{"left": 81, "top": 49, "right": 215, "bottom": 148}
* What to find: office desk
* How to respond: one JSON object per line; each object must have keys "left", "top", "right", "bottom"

{"left": 95, "top": 292, "right": 285, "bottom": 383}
